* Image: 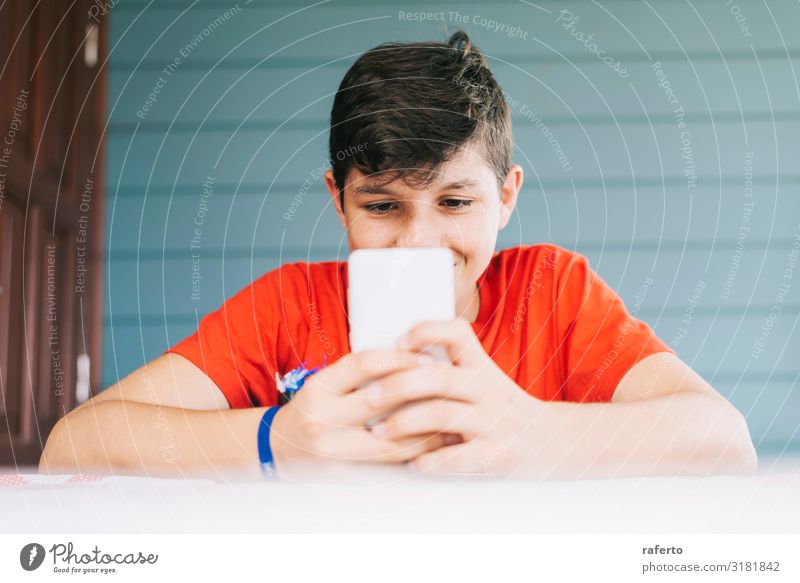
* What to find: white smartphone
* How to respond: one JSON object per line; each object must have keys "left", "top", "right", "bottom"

{"left": 347, "top": 247, "right": 455, "bottom": 362}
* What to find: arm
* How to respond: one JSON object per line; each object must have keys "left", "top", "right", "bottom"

{"left": 40, "top": 399, "right": 267, "bottom": 477}
{"left": 534, "top": 352, "right": 758, "bottom": 479}
{"left": 40, "top": 350, "right": 452, "bottom": 477}
{"left": 366, "top": 319, "right": 758, "bottom": 478}
{"left": 39, "top": 354, "right": 266, "bottom": 477}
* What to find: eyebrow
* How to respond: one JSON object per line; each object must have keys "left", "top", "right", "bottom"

{"left": 351, "top": 179, "right": 480, "bottom": 197}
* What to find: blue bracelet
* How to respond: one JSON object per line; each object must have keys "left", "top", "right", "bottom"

{"left": 276, "top": 357, "right": 326, "bottom": 405}
{"left": 257, "top": 406, "right": 282, "bottom": 472}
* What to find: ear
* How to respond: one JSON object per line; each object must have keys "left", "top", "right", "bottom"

{"left": 498, "top": 164, "right": 523, "bottom": 231}
{"left": 324, "top": 170, "right": 347, "bottom": 230}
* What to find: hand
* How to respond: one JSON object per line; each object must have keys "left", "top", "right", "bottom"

{"left": 365, "top": 318, "right": 547, "bottom": 475}
{"left": 269, "top": 349, "right": 462, "bottom": 469}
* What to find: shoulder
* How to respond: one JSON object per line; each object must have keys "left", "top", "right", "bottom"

{"left": 250, "top": 259, "right": 342, "bottom": 293}
{"left": 490, "top": 243, "right": 588, "bottom": 283}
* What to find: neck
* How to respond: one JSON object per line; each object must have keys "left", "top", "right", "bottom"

{"left": 457, "top": 283, "right": 481, "bottom": 323}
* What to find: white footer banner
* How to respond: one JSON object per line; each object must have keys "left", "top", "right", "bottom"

{"left": 1, "top": 534, "right": 797, "bottom": 582}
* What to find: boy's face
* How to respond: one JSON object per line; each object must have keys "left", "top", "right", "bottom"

{"left": 325, "top": 143, "right": 523, "bottom": 320}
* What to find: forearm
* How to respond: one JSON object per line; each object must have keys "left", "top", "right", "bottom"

{"left": 533, "top": 392, "right": 758, "bottom": 479}
{"left": 40, "top": 400, "right": 267, "bottom": 477}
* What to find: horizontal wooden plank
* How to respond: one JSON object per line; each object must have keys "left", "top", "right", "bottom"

{"left": 101, "top": 252, "right": 800, "bottom": 370}
{"left": 727, "top": 378, "right": 800, "bottom": 448}
{"left": 111, "top": 174, "right": 800, "bottom": 196}
{"left": 107, "top": 120, "right": 800, "bottom": 187}
{"left": 109, "top": 1, "right": 800, "bottom": 63}
{"left": 102, "top": 319, "right": 199, "bottom": 388}
{"left": 103, "top": 183, "right": 800, "bottom": 253}
{"left": 101, "top": 245, "right": 800, "bottom": 317}
{"left": 108, "top": 57, "right": 799, "bottom": 126}
{"left": 99, "top": 318, "right": 799, "bottom": 447}
{"left": 100, "top": 319, "right": 799, "bottom": 387}
{"left": 112, "top": 0, "right": 765, "bottom": 7}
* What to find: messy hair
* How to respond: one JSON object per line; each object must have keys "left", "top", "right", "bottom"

{"left": 329, "top": 30, "right": 512, "bottom": 209}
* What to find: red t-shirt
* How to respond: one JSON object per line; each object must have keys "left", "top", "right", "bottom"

{"left": 166, "top": 244, "right": 673, "bottom": 408}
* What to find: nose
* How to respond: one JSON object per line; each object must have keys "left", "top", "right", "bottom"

{"left": 394, "top": 211, "right": 443, "bottom": 248}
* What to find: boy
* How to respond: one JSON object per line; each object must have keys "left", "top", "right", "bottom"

{"left": 41, "top": 32, "right": 756, "bottom": 479}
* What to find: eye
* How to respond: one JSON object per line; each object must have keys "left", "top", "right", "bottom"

{"left": 365, "top": 201, "right": 397, "bottom": 215}
{"left": 441, "top": 198, "right": 473, "bottom": 210}
{"left": 364, "top": 199, "right": 473, "bottom": 215}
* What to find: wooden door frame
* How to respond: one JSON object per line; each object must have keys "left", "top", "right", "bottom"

{"left": 0, "top": 0, "right": 107, "bottom": 466}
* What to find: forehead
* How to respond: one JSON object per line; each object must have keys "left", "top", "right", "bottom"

{"left": 346, "top": 144, "right": 495, "bottom": 195}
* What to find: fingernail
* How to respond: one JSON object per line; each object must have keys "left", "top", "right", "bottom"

{"left": 416, "top": 353, "right": 434, "bottom": 366}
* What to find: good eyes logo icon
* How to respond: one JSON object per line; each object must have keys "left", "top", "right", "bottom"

{"left": 20, "top": 543, "right": 46, "bottom": 571}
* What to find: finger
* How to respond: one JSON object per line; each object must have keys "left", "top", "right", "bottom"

{"left": 407, "top": 441, "right": 478, "bottom": 475}
{"left": 361, "top": 362, "right": 489, "bottom": 413}
{"left": 306, "top": 349, "right": 434, "bottom": 399}
{"left": 368, "top": 432, "right": 465, "bottom": 464}
{"left": 371, "top": 399, "right": 483, "bottom": 441}
{"left": 397, "top": 318, "right": 486, "bottom": 366}
{"left": 312, "top": 429, "right": 463, "bottom": 464}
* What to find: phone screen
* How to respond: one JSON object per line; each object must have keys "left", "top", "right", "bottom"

{"left": 347, "top": 247, "right": 456, "bottom": 355}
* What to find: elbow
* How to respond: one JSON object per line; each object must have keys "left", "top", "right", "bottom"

{"left": 38, "top": 445, "right": 61, "bottom": 475}
{"left": 705, "top": 401, "right": 758, "bottom": 476}
{"left": 714, "top": 437, "right": 758, "bottom": 477}
{"left": 39, "top": 401, "right": 115, "bottom": 474}
{"left": 726, "top": 417, "right": 758, "bottom": 476}
{"left": 736, "top": 441, "right": 759, "bottom": 476}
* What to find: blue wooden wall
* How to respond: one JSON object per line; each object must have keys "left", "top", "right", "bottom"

{"left": 106, "top": 0, "right": 799, "bottom": 454}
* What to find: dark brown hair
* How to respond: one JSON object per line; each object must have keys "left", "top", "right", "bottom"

{"left": 329, "top": 30, "right": 512, "bottom": 209}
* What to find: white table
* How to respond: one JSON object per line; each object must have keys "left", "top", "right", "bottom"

{"left": 2, "top": 455, "right": 799, "bottom": 533}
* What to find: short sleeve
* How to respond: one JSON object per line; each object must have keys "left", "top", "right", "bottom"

{"left": 554, "top": 251, "right": 674, "bottom": 403}
{"left": 165, "top": 267, "right": 294, "bottom": 409}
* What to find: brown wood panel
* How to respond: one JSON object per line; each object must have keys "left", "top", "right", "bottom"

{"left": 36, "top": 230, "right": 53, "bottom": 421}
{"left": 0, "top": 201, "right": 25, "bottom": 437}
{"left": 55, "top": 231, "right": 77, "bottom": 418}
{"left": 1, "top": 0, "right": 34, "bottom": 155}
{"left": 0, "top": 1, "right": 106, "bottom": 465}
{"left": 38, "top": 4, "right": 81, "bottom": 186}
{"left": 0, "top": 212, "right": 12, "bottom": 419}
{"left": 18, "top": 0, "right": 36, "bottom": 163}
{"left": 85, "top": 0, "right": 107, "bottom": 399}
{"left": 20, "top": 203, "right": 43, "bottom": 443}
{"left": 0, "top": 1, "right": 11, "bottom": 127}
{"left": 28, "top": 2, "right": 49, "bottom": 172}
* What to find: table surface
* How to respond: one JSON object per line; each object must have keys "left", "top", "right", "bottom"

{"left": 1, "top": 455, "right": 798, "bottom": 533}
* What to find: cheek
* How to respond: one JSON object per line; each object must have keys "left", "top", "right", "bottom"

{"left": 454, "top": 214, "right": 498, "bottom": 275}
{"left": 345, "top": 213, "right": 391, "bottom": 247}
{"left": 456, "top": 212, "right": 496, "bottom": 249}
